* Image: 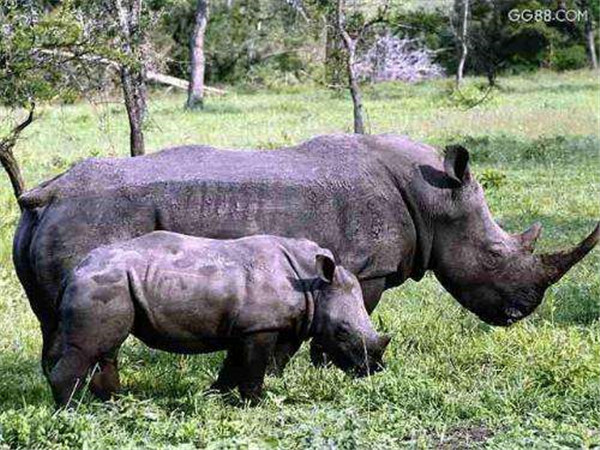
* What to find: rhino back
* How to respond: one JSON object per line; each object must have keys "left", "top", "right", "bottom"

{"left": 16, "top": 134, "right": 435, "bottom": 312}
{"left": 92, "top": 233, "right": 316, "bottom": 340}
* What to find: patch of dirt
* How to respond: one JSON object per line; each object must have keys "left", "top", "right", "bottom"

{"left": 436, "top": 425, "right": 494, "bottom": 449}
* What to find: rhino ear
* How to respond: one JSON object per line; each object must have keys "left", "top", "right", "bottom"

{"left": 444, "top": 144, "right": 471, "bottom": 186}
{"left": 315, "top": 254, "right": 336, "bottom": 284}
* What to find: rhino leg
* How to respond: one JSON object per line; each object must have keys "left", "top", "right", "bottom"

{"left": 361, "top": 277, "right": 387, "bottom": 314}
{"left": 211, "top": 350, "right": 242, "bottom": 394}
{"left": 237, "top": 332, "right": 278, "bottom": 404}
{"left": 89, "top": 349, "right": 121, "bottom": 401}
{"left": 267, "top": 335, "right": 301, "bottom": 376}
{"left": 41, "top": 325, "right": 62, "bottom": 380}
{"left": 50, "top": 276, "right": 134, "bottom": 406}
{"left": 310, "top": 277, "right": 386, "bottom": 367}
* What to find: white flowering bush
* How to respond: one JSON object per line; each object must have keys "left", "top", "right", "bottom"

{"left": 356, "top": 34, "right": 444, "bottom": 83}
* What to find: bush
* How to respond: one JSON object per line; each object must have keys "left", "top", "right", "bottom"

{"left": 478, "top": 168, "right": 507, "bottom": 190}
{"left": 442, "top": 81, "right": 496, "bottom": 109}
{"left": 355, "top": 34, "right": 444, "bottom": 83}
{"left": 550, "top": 45, "right": 589, "bottom": 71}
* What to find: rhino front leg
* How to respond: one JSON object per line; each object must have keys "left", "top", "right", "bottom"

{"left": 89, "top": 348, "right": 121, "bottom": 401}
{"left": 361, "top": 277, "right": 387, "bottom": 314}
{"left": 237, "top": 332, "right": 278, "bottom": 404}
{"left": 41, "top": 324, "right": 62, "bottom": 380}
{"left": 211, "top": 349, "right": 242, "bottom": 394}
{"left": 267, "top": 335, "right": 301, "bottom": 376}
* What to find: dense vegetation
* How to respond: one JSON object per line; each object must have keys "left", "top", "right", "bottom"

{"left": 157, "top": 0, "right": 599, "bottom": 85}
{"left": 0, "top": 70, "right": 598, "bottom": 448}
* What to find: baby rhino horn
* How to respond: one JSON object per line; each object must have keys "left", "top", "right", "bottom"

{"left": 517, "top": 222, "right": 542, "bottom": 252}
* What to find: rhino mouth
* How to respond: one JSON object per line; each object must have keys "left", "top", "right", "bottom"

{"left": 476, "top": 303, "right": 530, "bottom": 327}
{"left": 354, "top": 359, "right": 385, "bottom": 378}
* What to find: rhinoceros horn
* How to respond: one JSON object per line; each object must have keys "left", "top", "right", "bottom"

{"left": 540, "top": 222, "right": 600, "bottom": 285}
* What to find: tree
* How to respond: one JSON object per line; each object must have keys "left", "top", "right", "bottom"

{"left": 115, "top": 0, "right": 148, "bottom": 156}
{"left": 326, "top": 5, "right": 346, "bottom": 87}
{"left": 579, "top": 0, "right": 598, "bottom": 69}
{"left": 455, "top": 0, "right": 469, "bottom": 85}
{"left": 335, "top": 0, "right": 390, "bottom": 134}
{"left": 336, "top": 0, "right": 365, "bottom": 133}
{"left": 0, "top": 2, "right": 91, "bottom": 204}
{"left": 187, "top": 0, "right": 209, "bottom": 110}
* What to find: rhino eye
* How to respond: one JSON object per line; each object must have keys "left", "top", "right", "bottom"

{"left": 490, "top": 249, "right": 503, "bottom": 259}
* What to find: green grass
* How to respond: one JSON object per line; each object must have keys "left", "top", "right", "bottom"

{"left": 0, "top": 70, "right": 599, "bottom": 449}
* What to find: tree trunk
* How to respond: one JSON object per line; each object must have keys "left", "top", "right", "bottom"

{"left": 456, "top": 0, "right": 469, "bottom": 85}
{"left": 337, "top": 0, "right": 365, "bottom": 134}
{"left": 187, "top": 0, "right": 209, "bottom": 110}
{"left": 120, "top": 66, "right": 146, "bottom": 157}
{"left": 325, "top": 6, "right": 345, "bottom": 87}
{"left": 585, "top": 17, "right": 598, "bottom": 69}
{"left": 0, "top": 147, "right": 26, "bottom": 202}
{"left": 115, "top": 0, "right": 147, "bottom": 157}
{"left": 346, "top": 41, "right": 365, "bottom": 134}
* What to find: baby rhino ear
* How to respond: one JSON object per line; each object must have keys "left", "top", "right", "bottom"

{"left": 315, "top": 254, "right": 336, "bottom": 283}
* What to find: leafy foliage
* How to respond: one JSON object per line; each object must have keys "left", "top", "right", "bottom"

{"left": 0, "top": 2, "right": 82, "bottom": 108}
{"left": 159, "top": 0, "right": 318, "bottom": 84}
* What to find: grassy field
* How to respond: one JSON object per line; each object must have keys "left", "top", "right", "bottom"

{"left": 0, "top": 70, "right": 598, "bottom": 449}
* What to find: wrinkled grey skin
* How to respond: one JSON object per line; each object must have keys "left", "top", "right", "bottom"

{"left": 48, "top": 232, "right": 390, "bottom": 406}
{"left": 14, "top": 134, "right": 599, "bottom": 385}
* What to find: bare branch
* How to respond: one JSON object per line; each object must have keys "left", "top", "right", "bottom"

{"left": 0, "top": 104, "right": 36, "bottom": 203}
{"left": 0, "top": 104, "right": 35, "bottom": 152}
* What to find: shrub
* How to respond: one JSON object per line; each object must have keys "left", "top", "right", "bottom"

{"left": 355, "top": 34, "right": 444, "bottom": 83}
{"left": 550, "top": 45, "right": 589, "bottom": 71}
{"left": 478, "top": 168, "right": 507, "bottom": 190}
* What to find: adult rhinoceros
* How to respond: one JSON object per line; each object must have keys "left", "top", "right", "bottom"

{"left": 14, "top": 134, "right": 599, "bottom": 390}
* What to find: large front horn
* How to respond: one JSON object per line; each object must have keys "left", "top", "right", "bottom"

{"left": 540, "top": 222, "right": 600, "bottom": 284}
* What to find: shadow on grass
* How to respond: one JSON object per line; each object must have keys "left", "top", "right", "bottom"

{"left": 498, "top": 82, "right": 599, "bottom": 96}
{"left": 110, "top": 344, "right": 225, "bottom": 408}
{"left": 152, "top": 102, "right": 244, "bottom": 116}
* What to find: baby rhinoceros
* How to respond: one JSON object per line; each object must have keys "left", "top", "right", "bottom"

{"left": 48, "top": 232, "right": 390, "bottom": 406}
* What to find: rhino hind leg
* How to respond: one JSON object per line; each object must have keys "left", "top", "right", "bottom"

{"left": 50, "top": 277, "right": 134, "bottom": 406}
{"left": 51, "top": 340, "right": 127, "bottom": 407}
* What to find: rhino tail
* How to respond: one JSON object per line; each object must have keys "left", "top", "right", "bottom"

{"left": 18, "top": 172, "right": 64, "bottom": 209}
